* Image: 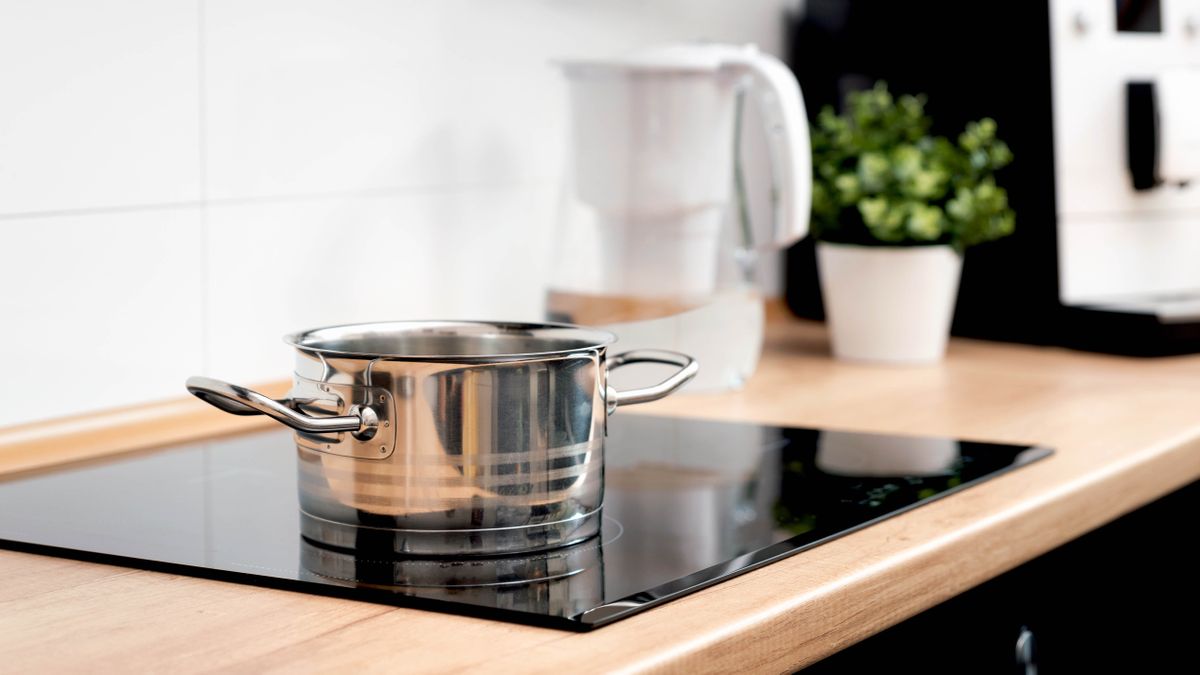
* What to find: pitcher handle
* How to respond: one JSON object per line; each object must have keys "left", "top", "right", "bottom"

{"left": 605, "top": 350, "right": 698, "bottom": 413}
{"left": 724, "top": 45, "right": 812, "bottom": 249}
{"left": 186, "top": 376, "right": 378, "bottom": 440}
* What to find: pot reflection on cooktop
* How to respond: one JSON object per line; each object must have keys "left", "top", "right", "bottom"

{"left": 298, "top": 519, "right": 619, "bottom": 619}
{"left": 0, "top": 415, "right": 1049, "bottom": 630}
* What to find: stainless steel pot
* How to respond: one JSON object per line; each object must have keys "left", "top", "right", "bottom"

{"left": 186, "top": 321, "right": 696, "bottom": 556}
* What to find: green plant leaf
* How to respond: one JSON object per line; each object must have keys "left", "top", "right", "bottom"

{"left": 808, "top": 82, "right": 1015, "bottom": 249}
{"left": 833, "top": 172, "right": 862, "bottom": 205}
{"left": 907, "top": 204, "right": 945, "bottom": 240}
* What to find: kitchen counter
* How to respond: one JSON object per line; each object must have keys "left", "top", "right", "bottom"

{"left": 4, "top": 314, "right": 1200, "bottom": 672}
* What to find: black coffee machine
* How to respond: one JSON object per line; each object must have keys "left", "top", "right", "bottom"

{"left": 785, "top": 0, "right": 1200, "bottom": 355}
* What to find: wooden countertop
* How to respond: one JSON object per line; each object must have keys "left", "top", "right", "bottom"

{"left": 4, "top": 316, "right": 1200, "bottom": 672}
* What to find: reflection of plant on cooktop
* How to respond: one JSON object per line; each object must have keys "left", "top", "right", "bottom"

{"left": 773, "top": 442, "right": 974, "bottom": 537}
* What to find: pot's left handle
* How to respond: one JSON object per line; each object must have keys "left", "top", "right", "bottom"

{"left": 605, "top": 350, "right": 699, "bottom": 413}
{"left": 186, "top": 376, "right": 379, "bottom": 440}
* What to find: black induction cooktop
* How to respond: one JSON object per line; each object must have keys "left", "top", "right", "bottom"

{"left": 0, "top": 415, "right": 1049, "bottom": 630}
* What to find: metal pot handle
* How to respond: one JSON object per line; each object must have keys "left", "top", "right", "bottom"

{"left": 186, "top": 376, "right": 379, "bottom": 440}
{"left": 605, "top": 350, "right": 699, "bottom": 413}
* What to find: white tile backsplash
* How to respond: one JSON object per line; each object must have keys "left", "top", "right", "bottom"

{"left": 0, "top": 1, "right": 201, "bottom": 214}
{"left": 205, "top": 185, "right": 556, "bottom": 383}
{"left": 0, "top": 210, "right": 204, "bottom": 426}
{"left": 203, "top": 0, "right": 789, "bottom": 200}
{"left": 0, "top": 0, "right": 794, "bottom": 427}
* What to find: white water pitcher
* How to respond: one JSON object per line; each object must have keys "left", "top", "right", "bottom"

{"left": 547, "top": 43, "right": 811, "bottom": 391}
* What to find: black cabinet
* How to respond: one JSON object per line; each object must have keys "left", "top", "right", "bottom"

{"left": 802, "top": 480, "right": 1200, "bottom": 673}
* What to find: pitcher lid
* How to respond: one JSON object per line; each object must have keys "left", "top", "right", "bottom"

{"left": 557, "top": 43, "right": 760, "bottom": 75}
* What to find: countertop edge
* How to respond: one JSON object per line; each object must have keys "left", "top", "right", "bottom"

{"left": 625, "top": 429, "right": 1200, "bottom": 672}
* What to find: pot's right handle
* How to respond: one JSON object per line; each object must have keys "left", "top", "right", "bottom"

{"left": 186, "top": 376, "right": 379, "bottom": 440}
{"left": 605, "top": 350, "right": 698, "bottom": 413}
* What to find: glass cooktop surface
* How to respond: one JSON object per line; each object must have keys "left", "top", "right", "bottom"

{"left": 0, "top": 415, "right": 1049, "bottom": 630}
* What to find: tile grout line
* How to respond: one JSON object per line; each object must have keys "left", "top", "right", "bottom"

{"left": 197, "top": 0, "right": 218, "bottom": 569}
{"left": 198, "top": 0, "right": 210, "bottom": 379}
{"left": 0, "top": 180, "right": 556, "bottom": 223}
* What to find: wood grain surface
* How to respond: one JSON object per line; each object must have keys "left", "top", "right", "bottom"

{"left": 4, "top": 316, "right": 1200, "bottom": 673}
{"left": 0, "top": 380, "right": 289, "bottom": 478}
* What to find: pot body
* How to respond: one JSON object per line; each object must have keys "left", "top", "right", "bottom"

{"left": 817, "top": 242, "right": 963, "bottom": 364}
{"left": 187, "top": 321, "right": 697, "bottom": 557}
{"left": 292, "top": 348, "right": 607, "bottom": 555}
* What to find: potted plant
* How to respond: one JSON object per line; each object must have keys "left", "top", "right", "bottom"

{"left": 810, "top": 82, "right": 1015, "bottom": 363}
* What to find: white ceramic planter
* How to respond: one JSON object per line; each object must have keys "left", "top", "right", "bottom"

{"left": 816, "top": 242, "right": 963, "bottom": 364}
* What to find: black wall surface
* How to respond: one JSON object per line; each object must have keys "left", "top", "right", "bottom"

{"left": 785, "top": 1, "right": 1061, "bottom": 345}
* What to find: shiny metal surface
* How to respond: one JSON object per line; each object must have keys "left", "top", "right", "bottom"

{"left": 285, "top": 320, "right": 616, "bottom": 361}
{"left": 188, "top": 320, "right": 696, "bottom": 555}
{"left": 605, "top": 350, "right": 700, "bottom": 411}
{"left": 186, "top": 376, "right": 381, "bottom": 440}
